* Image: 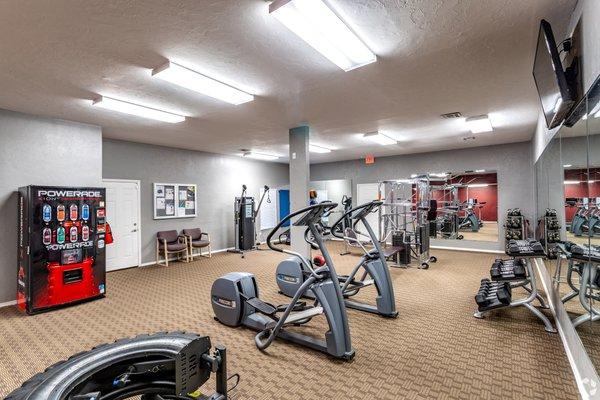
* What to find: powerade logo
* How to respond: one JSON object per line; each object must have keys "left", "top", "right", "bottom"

{"left": 45, "top": 241, "right": 94, "bottom": 251}
{"left": 38, "top": 190, "right": 102, "bottom": 198}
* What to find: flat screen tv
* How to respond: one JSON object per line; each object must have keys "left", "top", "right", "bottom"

{"left": 532, "top": 19, "right": 574, "bottom": 129}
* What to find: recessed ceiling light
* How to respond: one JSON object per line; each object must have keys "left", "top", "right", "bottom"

{"left": 563, "top": 164, "right": 572, "bottom": 168}
{"left": 92, "top": 96, "right": 185, "bottom": 123}
{"left": 309, "top": 144, "right": 332, "bottom": 153}
{"left": 465, "top": 115, "right": 493, "bottom": 133}
{"left": 269, "top": 0, "right": 376, "bottom": 71}
{"left": 363, "top": 132, "right": 397, "bottom": 146}
{"left": 152, "top": 61, "right": 254, "bottom": 105}
{"left": 243, "top": 151, "right": 280, "bottom": 161}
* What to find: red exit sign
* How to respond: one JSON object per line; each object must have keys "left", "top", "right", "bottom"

{"left": 365, "top": 154, "right": 375, "bottom": 165}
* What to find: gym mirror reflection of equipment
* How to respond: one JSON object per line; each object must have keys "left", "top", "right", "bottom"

{"left": 537, "top": 73, "right": 600, "bottom": 371}
{"left": 428, "top": 171, "right": 499, "bottom": 243}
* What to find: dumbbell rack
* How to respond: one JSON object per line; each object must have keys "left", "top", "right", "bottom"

{"left": 540, "top": 215, "right": 561, "bottom": 259}
{"left": 504, "top": 212, "right": 526, "bottom": 247}
{"left": 474, "top": 254, "right": 556, "bottom": 333}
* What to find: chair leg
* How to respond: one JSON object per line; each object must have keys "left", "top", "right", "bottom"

{"left": 165, "top": 251, "right": 169, "bottom": 267}
{"left": 156, "top": 244, "right": 159, "bottom": 266}
{"left": 208, "top": 244, "right": 212, "bottom": 258}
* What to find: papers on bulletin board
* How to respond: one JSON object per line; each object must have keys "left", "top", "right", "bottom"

{"left": 259, "top": 188, "right": 278, "bottom": 230}
{"left": 154, "top": 183, "right": 197, "bottom": 219}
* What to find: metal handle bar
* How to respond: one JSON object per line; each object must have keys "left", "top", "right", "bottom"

{"left": 266, "top": 202, "right": 338, "bottom": 253}
{"left": 330, "top": 200, "right": 383, "bottom": 239}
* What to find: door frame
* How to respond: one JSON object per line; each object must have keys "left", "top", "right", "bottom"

{"left": 102, "top": 178, "right": 142, "bottom": 269}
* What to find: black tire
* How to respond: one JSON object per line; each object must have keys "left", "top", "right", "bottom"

{"left": 430, "top": 256, "right": 437, "bottom": 263}
{"left": 6, "top": 332, "right": 205, "bottom": 400}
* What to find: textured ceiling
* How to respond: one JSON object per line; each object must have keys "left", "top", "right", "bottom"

{"left": 0, "top": 0, "right": 576, "bottom": 163}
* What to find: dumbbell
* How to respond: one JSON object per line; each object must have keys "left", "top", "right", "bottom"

{"left": 530, "top": 241, "right": 544, "bottom": 252}
{"left": 475, "top": 281, "right": 511, "bottom": 307}
{"left": 513, "top": 259, "right": 526, "bottom": 277}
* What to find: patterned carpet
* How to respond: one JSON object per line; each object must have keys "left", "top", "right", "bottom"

{"left": 0, "top": 242, "right": 579, "bottom": 399}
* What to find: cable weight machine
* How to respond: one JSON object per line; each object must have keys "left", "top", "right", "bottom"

{"left": 228, "top": 184, "right": 271, "bottom": 258}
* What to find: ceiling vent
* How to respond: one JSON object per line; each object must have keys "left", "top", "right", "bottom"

{"left": 441, "top": 112, "right": 463, "bottom": 119}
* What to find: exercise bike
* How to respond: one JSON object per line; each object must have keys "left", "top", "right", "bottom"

{"left": 276, "top": 200, "right": 399, "bottom": 318}
{"left": 211, "top": 202, "right": 355, "bottom": 360}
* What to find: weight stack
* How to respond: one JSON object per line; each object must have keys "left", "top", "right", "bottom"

{"left": 392, "top": 232, "right": 411, "bottom": 265}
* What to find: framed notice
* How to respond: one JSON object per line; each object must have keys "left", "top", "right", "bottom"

{"left": 153, "top": 183, "right": 197, "bottom": 219}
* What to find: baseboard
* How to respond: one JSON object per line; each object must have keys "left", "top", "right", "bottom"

{"left": 0, "top": 300, "right": 17, "bottom": 309}
{"left": 139, "top": 247, "right": 232, "bottom": 267}
{"left": 430, "top": 245, "right": 504, "bottom": 254}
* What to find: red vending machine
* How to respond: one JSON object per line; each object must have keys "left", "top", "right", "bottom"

{"left": 17, "top": 186, "right": 107, "bottom": 314}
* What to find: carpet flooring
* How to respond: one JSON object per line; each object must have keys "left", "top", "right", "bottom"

{"left": 0, "top": 242, "right": 579, "bottom": 399}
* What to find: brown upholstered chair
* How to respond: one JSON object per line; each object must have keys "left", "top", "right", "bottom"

{"left": 182, "top": 228, "right": 211, "bottom": 260}
{"left": 156, "top": 230, "right": 189, "bottom": 266}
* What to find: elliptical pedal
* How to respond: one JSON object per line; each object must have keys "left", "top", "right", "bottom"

{"left": 246, "top": 297, "right": 277, "bottom": 316}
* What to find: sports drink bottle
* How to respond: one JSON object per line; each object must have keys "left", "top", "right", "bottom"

{"left": 42, "top": 204, "right": 52, "bottom": 223}
{"left": 57, "top": 226, "right": 66, "bottom": 244}
{"left": 56, "top": 204, "right": 66, "bottom": 222}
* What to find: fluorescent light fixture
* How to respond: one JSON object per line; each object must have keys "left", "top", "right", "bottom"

{"left": 465, "top": 115, "right": 493, "bottom": 133}
{"left": 563, "top": 164, "right": 572, "bottom": 168}
{"left": 468, "top": 184, "right": 489, "bottom": 188}
{"left": 363, "top": 132, "right": 397, "bottom": 146}
{"left": 410, "top": 174, "right": 418, "bottom": 178}
{"left": 309, "top": 144, "right": 332, "bottom": 153}
{"left": 243, "top": 151, "right": 280, "bottom": 161}
{"left": 564, "top": 180, "right": 580, "bottom": 185}
{"left": 429, "top": 172, "right": 448, "bottom": 178}
{"left": 92, "top": 96, "right": 185, "bottom": 123}
{"left": 152, "top": 61, "right": 254, "bottom": 105}
{"left": 269, "top": 0, "right": 376, "bottom": 71}
{"left": 475, "top": 169, "right": 486, "bottom": 173}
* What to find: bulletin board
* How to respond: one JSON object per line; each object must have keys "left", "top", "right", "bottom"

{"left": 153, "top": 183, "right": 197, "bottom": 219}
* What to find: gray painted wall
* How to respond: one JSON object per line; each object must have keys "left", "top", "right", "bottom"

{"left": 102, "top": 139, "right": 289, "bottom": 265}
{"left": 310, "top": 142, "right": 534, "bottom": 251}
{"left": 0, "top": 109, "right": 103, "bottom": 303}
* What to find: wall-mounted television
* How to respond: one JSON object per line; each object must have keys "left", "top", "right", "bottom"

{"left": 532, "top": 19, "right": 575, "bottom": 129}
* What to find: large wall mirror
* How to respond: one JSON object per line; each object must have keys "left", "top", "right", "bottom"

{"left": 536, "top": 74, "right": 600, "bottom": 369}
{"left": 429, "top": 171, "right": 499, "bottom": 243}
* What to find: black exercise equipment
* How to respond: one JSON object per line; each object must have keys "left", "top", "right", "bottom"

{"left": 6, "top": 332, "right": 235, "bottom": 400}
{"left": 229, "top": 184, "right": 270, "bottom": 257}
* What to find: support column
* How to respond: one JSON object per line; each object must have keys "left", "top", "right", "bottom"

{"left": 289, "top": 125, "right": 310, "bottom": 259}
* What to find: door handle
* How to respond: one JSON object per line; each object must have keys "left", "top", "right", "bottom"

{"left": 131, "top": 229, "right": 138, "bottom": 233}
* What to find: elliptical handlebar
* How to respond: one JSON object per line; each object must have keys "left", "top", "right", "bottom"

{"left": 330, "top": 200, "right": 383, "bottom": 239}
{"left": 266, "top": 202, "right": 339, "bottom": 253}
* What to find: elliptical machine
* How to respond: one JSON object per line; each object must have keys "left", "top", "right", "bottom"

{"left": 211, "top": 203, "right": 355, "bottom": 360}
{"left": 276, "top": 200, "right": 398, "bottom": 318}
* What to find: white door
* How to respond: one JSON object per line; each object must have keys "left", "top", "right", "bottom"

{"left": 103, "top": 180, "right": 141, "bottom": 271}
{"left": 357, "top": 183, "right": 380, "bottom": 240}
